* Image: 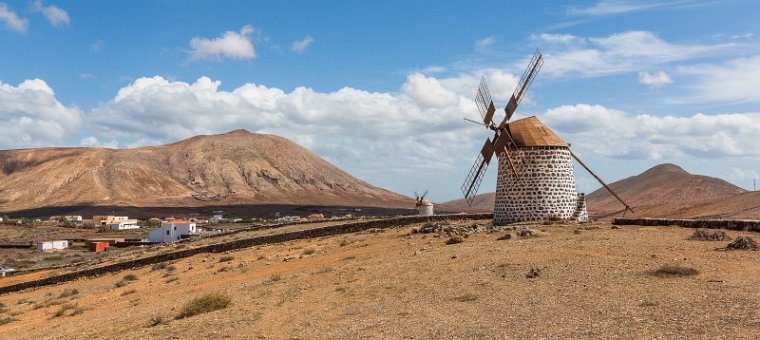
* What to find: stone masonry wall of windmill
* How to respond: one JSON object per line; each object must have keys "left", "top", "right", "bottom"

{"left": 494, "top": 146, "right": 588, "bottom": 224}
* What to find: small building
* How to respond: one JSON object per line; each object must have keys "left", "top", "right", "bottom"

{"left": 88, "top": 241, "right": 110, "bottom": 252}
{"left": 63, "top": 215, "right": 83, "bottom": 222}
{"left": 417, "top": 199, "right": 434, "bottom": 216}
{"left": 108, "top": 219, "right": 139, "bottom": 230}
{"left": 275, "top": 216, "right": 300, "bottom": 223}
{"left": 37, "top": 240, "right": 69, "bottom": 251}
{"left": 210, "top": 211, "right": 224, "bottom": 223}
{"left": 0, "top": 267, "right": 15, "bottom": 277}
{"left": 149, "top": 220, "right": 198, "bottom": 243}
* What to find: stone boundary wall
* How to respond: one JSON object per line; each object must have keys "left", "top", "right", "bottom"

{"left": 613, "top": 218, "right": 760, "bottom": 231}
{"left": 0, "top": 213, "right": 492, "bottom": 295}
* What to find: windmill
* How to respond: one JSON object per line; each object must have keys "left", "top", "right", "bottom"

{"left": 460, "top": 50, "right": 632, "bottom": 224}
{"left": 415, "top": 190, "right": 434, "bottom": 216}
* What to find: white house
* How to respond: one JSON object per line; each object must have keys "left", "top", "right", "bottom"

{"left": 210, "top": 211, "right": 224, "bottom": 223}
{"left": 149, "top": 220, "right": 198, "bottom": 243}
{"left": 37, "top": 240, "right": 69, "bottom": 251}
{"left": 64, "top": 215, "right": 83, "bottom": 222}
{"left": 108, "top": 219, "right": 139, "bottom": 230}
{"left": 275, "top": 216, "right": 301, "bottom": 223}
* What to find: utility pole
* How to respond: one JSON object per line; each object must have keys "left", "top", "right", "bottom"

{"left": 754, "top": 178, "right": 756, "bottom": 192}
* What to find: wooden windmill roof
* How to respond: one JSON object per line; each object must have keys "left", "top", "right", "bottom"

{"left": 506, "top": 116, "right": 568, "bottom": 147}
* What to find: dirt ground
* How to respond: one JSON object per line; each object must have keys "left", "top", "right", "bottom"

{"left": 1, "top": 219, "right": 760, "bottom": 339}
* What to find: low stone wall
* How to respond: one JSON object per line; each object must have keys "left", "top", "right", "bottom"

{"left": 0, "top": 213, "right": 491, "bottom": 295}
{"left": 613, "top": 218, "right": 760, "bottom": 232}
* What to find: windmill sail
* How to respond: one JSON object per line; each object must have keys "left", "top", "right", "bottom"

{"left": 475, "top": 77, "right": 496, "bottom": 125}
{"left": 504, "top": 50, "right": 543, "bottom": 122}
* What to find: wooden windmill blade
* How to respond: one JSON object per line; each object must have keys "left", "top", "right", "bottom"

{"left": 475, "top": 77, "right": 497, "bottom": 126}
{"left": 502, "top": 50, "right": 543, "bottom": 126}
{"left": 461, "top": 138, "right": 495, "bottom": 206}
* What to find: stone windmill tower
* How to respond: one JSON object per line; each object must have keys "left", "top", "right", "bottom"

{"left": 461, "top": 50, "right": 632, "bottom": 225}
{"left": 415, "top": 190, "right": 434, "bottom": 216}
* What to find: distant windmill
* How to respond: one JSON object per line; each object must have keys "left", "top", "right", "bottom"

{"left": 415, "top": 190, "right": 434, "bottom": 216}
{"left": 460, "top": 50, "right": 632, "bottom": 224}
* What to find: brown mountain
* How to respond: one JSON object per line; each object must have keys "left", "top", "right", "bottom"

{"left": 586, "top": 163, "right": 746, "bottom": 218}
{"left": 0, "top": 130, "right": 412, "bottom": 213}
{"left": 440, "top": 192, "right": 495, "bottom": 212}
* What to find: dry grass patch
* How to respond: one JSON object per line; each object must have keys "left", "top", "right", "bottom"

{"left": 58, "top": 288, "right": 79, "bottom": 299}
{"left": 0, "top": 317, "right": 17, "bottom": 325}
{"left": 652, "top": 265, "right": 699, "bottom": 277}
{"left": 218, "top": 255, "right": 235, "bottom": 263}
{"left": 175, "top": 293, "right": 231, "bottom": 319}
{"left": 689, "top": 229, "right": 729, "bottom": 241}
{"left": 452, "top": 293, "right": 478, "bottom": 302}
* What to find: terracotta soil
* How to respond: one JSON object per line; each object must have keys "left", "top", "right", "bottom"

{"left": 1, "top": 219, "right": 760, "bottom": 339}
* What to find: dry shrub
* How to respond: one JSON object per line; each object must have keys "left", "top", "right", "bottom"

{"left": 301, "top": 248, "right": 316, "bottom": 255}
{"left": 0, "top": 317, "right": 17, "bottom": 325}
{"left": 652, "top": 265, "right": 699, "bottom": 277}
{"left": 452, "top": 293, "right": 478, "bottom": 302}
{"left": 123, "top": 274, "right": 138, "bottom": 282}
{"left": 218, "top": 255, "right": 234, "bottom": 263}
{"left": 496, "top": 233, "right": 512, "bottom": 241}
{"left": 175, "top": 293, "right": 231, "bottom": 319}
{"left": 526, "top": 267, "right": 541, "bottom": 278}
{"left": 151, "top": 263, "right": 168, "bottom": 271}
{"left": 689, "top": 229, "right": 729, "bottom": 241}
{"left": 445, "top": 236, "right": 464, "bottom": 245}
{"left": 121, "top": 288, "right": 137, "bottom": 296}
{"left": 725, "top": 236, "right": 759, "bottom": 250}
{"left": 58, "top": 288, "right": 79, "bottom": 299}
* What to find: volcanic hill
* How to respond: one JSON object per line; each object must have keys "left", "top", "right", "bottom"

{"left": 586, "top": 163, "right": 746, "bottom": 218}
{"left": 0, "top": 130, "right": 412, "bottom": 213}
{"left": 442, "top": 163, "right": 750, "bottom": 219}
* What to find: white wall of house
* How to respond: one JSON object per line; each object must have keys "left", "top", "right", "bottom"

{"left": 149, "top": 221, "right": 197, "bottom": 243}
{"left": 109, "top": 220, "right": 139, "bottom": 230}
{"left": 64, "top": 215, "right": 83, "bottom": 222}
{"left": 37, "top": 240, "right": 68, "bottom": 251}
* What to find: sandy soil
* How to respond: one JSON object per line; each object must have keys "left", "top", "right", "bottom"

{"left": 1, "top": 220, "right": 759, "bottom": 339}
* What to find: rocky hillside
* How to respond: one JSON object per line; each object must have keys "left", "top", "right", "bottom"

{"left": 586, "top": 163, "right": 746, "bottom": 218}
{"left": 0, "top": 130, "right": 412, "bottom": 212}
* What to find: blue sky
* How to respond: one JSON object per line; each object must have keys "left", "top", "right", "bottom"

{"left": 2, "top": 0, "right": 760, "bottom": 202}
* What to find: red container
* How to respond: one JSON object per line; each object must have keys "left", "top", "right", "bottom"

{"left": 88, "top": 241, "right": 109, "bottom": 252}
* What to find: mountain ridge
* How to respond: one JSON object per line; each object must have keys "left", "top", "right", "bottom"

{"left": 0, "top": 130, "right": 413, "bottom": 213}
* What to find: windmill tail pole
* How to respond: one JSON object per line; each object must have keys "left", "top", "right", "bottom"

{"left": 569, "top": 149, "right": 634, "bottom": 213}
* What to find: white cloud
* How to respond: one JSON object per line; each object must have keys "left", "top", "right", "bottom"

{"left": 31, "top": 0, "right": 70, "bottom": 27}
{"left": 85, "top": 71, "right": 525, "bottom": 178}
{"left": 80, "top": 136, "right": 118, "bottom": 149}
{"left": 90, "top": 40, "right": 105, "bottom": 52}
{"left": 0, "top": 79, "right": 82, "bottom": 149}
{"left": 0, "top": 3, "right": 28, "bottom": 32}
{"left": 543, "top": 104, "right": 760, "bottom": 160}
{"left": 638, "top": 71, "right": 672, "bottom": 88}
{"left": 79, "top": 73, "right": 95, "bottom": 79}
{"left": 533, "top": 33, "right": 584, "bottom": 44}
{"left": 536, "top": 31, "right": 736, "bottom": 77}
{"left": 290, "top": 36, "right": 314, "bottom": 53}
{"left": 568, "top": 0, "right": 698, "bottom": 16}
{"left": 402, "top": 73, "right": 459, "bottom": 108}
{"left": 728, "top": 167, "right": 759, "bottom": 183}
{"left": 189, "top": 25, "right": 256, "bottom": 61}
{"left": 475, "top": 36, "right": 496, "bottom": 49}
{"left": 680, "top": 55, "right": 760, "bottom": 103}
